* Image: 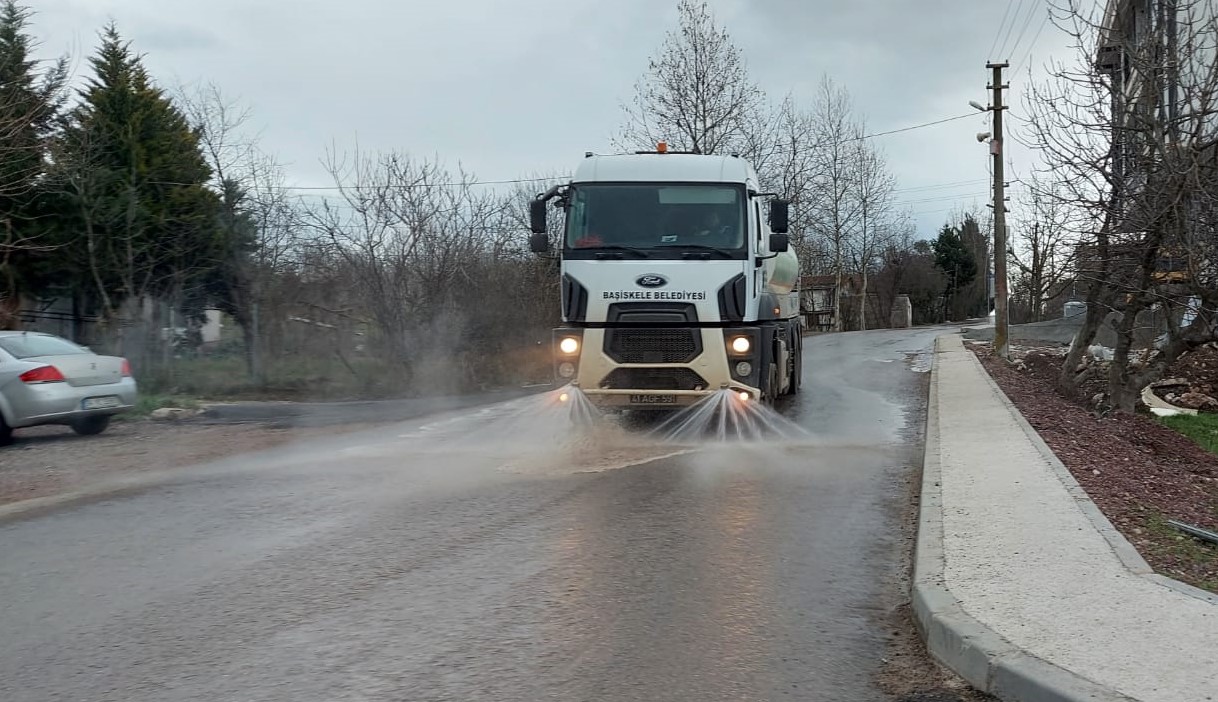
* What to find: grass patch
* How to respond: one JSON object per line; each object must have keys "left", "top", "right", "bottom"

{"left": 1143, "top": 512, "right": 1218, "bottom": 593}
{"left": 138, "top": 355, "right": 401, "bottom": 401}
{"left": 1158, "top": 412, "right": 1218, "bottom": 455}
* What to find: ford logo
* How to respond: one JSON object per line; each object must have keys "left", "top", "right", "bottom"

{"left": 636, "top": 274, "right": 668, "bottom": 288}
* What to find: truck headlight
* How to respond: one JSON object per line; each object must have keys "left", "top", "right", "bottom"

{"left": 558, "top": 362, "right": 576, "bottom": 378}
{"left": 729, "top": 336, "right": 751, "bottom": 354}
{"left": 734, "top": 361, "right": 752, "bottom": 376}
{"left": 559, "top": 337, "right": 580, "bottom": 355}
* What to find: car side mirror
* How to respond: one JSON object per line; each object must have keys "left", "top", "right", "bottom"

{"left": 769, "top": 199, "right": 790, "bottom": 234}
{"left": 529, "top": 199, "right": 548, "bottom": 234}
{"left": 529, "top": 232, "right": 549, "bottom": 254}
{"left": 769, "top": 233, "right": 790, "bottom": 252}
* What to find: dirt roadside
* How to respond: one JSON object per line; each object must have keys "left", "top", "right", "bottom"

{"left": 0, "top": 419, "right": 386, "bottom": 507}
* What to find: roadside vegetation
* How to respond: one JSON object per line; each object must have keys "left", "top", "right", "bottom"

{"left": 1014, "top": 1, "right": 1218, "bottom": 410}
{"left": 123, "top": 394, "right": 202, "bottom": 420}
{"left": 1, "top": 0, "right": 1006, "bottom": 406}
{"left": 1159, "top": 414, "right": 1218, "bottom": 457}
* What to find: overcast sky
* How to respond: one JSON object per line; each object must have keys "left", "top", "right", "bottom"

{"left": 31, "top": 0, "right": 1079, "bottom": 238}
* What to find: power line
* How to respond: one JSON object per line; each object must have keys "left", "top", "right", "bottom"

{"left": 997, "top": 0, "right": 1028, "bottom": 57}
{"left": 1013, "top": 11, "right": 1052, "bottom": 73}
{"left": 893, "top": 178, "right": 988, "bottom": 193}
{"left": 1007, "top": 0, "right": 1041, "bottom": 62}
{"left": 145, "top": 113, "right": 982, "bottom": 193}
{"left": 895, "top": 191, "right": 990, "bottom": 206}
{"left": 852, "top": 112, "right": 977, "bottom": 140}
{"left": 282, "top": 175, "right": 569, "bottom": 190}
{"left": 148, "top": 174, "right": 570, "bottom": 192}
{"left": 912, "top": 205, "right": 968, "bottom": 216}
{"left": 989, "top": 0, "right": 1017, "bottom": 59}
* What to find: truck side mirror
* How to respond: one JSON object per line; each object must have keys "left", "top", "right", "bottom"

{"left": 529, "top": 199, "right": 548, "bottom": 234}
{"left": 769, "top": 199, "right": 790, "bottom": 234}
{"left": 529, "top": 232, "right": 549, "bottom": 254}
{"left": 769, "top": 233, "right": 790, "bottom": 253}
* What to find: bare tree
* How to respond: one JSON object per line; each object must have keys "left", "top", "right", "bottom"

{"left": 175, "top": 82, "right": 291, "bottom": 383}
{"left": 807, "top": 77, "right": 864, "bottom": 331}
{"left": 1022, "top": 0, "right": 1218, "bottom": 410}
{"left": 618, "top": 0, "right": 766, "bottom": 156}
{"left": 1008, "top": 176, "right": 1079, "bottom": 321}
{"left": 848, "top": 137, "right": 897, "bottom": 330}
{"left": 761, "top": 95, "right": 822, "bottom": 271}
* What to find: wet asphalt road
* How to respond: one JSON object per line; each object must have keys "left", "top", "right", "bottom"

{"left": 0, "top": 327, "right": 944, "bottom": 702}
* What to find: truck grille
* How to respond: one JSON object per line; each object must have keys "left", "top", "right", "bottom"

{"left": 600, "top": 368, "right": 708, "bottom": 391}
{"left": 605, "top": 328, "right": 700, "bottom": 364}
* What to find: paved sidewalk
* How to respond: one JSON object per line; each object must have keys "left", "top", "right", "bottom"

{"left": 915, "top": 334, "right": 1218, "bottom": 702}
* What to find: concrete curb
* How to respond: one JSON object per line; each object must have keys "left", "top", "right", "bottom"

{"left": 0, "top": 478, "right": 166, "bottom": 525}
{"left": 912, "top": 334, "right": 1139, "bottom": 702}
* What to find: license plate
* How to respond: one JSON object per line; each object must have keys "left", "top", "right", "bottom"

{"left": 82, "top": 396, "right": 121, "bottom": 410}
{"left": 630, "top": 394, "right": 676, "bottom": 405}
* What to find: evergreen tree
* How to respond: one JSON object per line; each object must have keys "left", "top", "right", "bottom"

{"left": 0, "top": 0, "right": 66, "bottom": 315}
{"left": 933, "top": 223, "right": 977, "bottom": 320}
{"left": 55, "top": 24, "right": 220, "bottom": 321}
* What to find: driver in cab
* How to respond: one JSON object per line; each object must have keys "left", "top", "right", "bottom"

{"left": 662, "top": 209, "right": 733, "bottom": 246}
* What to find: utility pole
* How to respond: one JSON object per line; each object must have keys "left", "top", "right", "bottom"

{"left": 988, "top": 61, "right": 1010, "bottom": 360}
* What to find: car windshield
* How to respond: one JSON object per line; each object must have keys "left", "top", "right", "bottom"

{"left": 0, "top": 334, "right": 88, "bottom": 359}
{"left": 566, "top": 184, "right": 745, "bottom": 252}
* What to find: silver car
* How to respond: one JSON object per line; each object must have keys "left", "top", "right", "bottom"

{"left": 0, "top": 331, "right": 138, "bottom": 445}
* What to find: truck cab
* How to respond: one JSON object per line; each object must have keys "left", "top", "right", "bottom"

{"left": 529, "top": 147, "right": 802, "bottom": 410}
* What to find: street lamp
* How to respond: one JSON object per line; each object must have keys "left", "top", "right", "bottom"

{"left": 969, "top": 96, "right": 1009, "bottom": 358}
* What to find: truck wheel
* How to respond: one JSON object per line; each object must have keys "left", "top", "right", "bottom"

{"left": 71, "top": 415, "right": 111, "bottom": 436}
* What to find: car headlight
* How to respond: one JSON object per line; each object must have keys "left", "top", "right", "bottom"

{"left": 730, "top": 336, "right": 751, "bottom": 354}
{"left": 559, "top": 337, "right": 580, "bottom": 355}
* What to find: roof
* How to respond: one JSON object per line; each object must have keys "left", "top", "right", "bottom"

{"left": 572, "top": 153, "right": 758, "bottom": 186}
{"left": 0, "top": 330, "right": 54, "bottom": 337}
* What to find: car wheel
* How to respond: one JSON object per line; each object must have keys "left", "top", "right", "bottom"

{"left": 71, "top": 415, "right": 112, "bottom": 436}
{"left": 0, "top": 415, "right": 12, "bottom": 446}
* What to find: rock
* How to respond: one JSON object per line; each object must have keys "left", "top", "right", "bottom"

{"left": 1172, "top": 392, "right": 1218, "bottom": 411}
{"left": 1152, "top": 377, "right": 1189, "bottom": 389}
{"left": 1091, "top": 392, "right": 1106, "bottom": 407}
{"left": 1088, "top": 344, "right": 1114, "bottom": 361}
{"left": 150, "top": 407, "right": 197, "bottom": 421}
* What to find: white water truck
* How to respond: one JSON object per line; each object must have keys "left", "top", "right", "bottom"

{"left": 528, "top": 144, "right": 803, "bottom": 410}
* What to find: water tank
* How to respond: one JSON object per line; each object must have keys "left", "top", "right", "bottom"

{"left": 764, "top": 248, "right": 800, "bottom": 295}
{"left": 1063, "top": 301, "right": 1086, "bottom": 318}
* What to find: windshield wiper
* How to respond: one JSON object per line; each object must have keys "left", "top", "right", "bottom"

{"left": 580, "top": 245, "right": 650, "bottom": 259}
{"left": 654, "top": 244, "right": 736, "bottom": 259}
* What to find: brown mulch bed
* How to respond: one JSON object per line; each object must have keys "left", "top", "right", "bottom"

{"left": 1167, "top": 344, "right": 1218, "bottom": 391}
{"left": 970, "top": 343, "right": 1218, "bottom": 593}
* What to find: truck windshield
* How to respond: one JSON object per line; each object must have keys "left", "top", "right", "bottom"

{"left": 565, "top": 184, "right": 746, "bottom": 255}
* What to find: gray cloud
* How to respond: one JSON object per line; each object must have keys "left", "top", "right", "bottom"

{"left": 31, "top": 0, "right": 1077, "bottom": 238}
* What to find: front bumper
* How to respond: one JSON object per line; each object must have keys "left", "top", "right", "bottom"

{"left": 5, "top": 377, "right": 138, "bottom": 428}
{"left": 563, "top": 328, "right": 761, "bottom": 409}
